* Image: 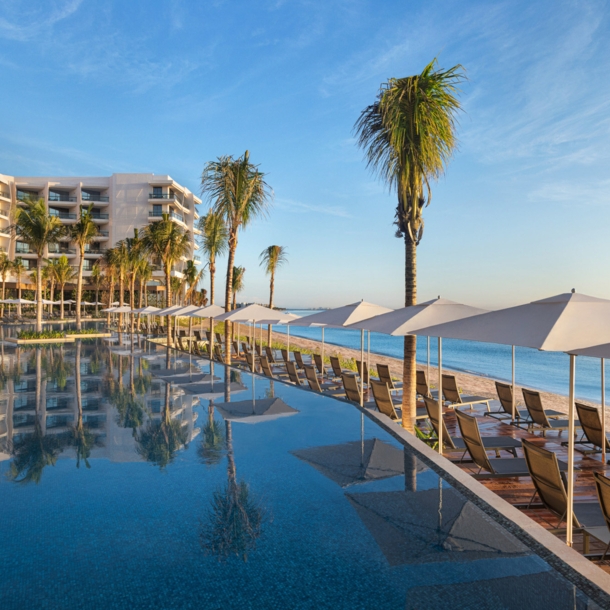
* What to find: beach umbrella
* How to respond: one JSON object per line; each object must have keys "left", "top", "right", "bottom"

{"left": 101, "top": 306, "right": 117, "bottom": 313}
{"left": 1, "top": 298, "right": 34, "bottom": 304}
{"left": 183, "top": 305, "right": 227, "bottom": 360}
{"left": 216, "top": 305, "right": 303, "bottom": 370}
{"left": 568, "top": 342, "right": 610, "bottom": 464}
{"left": 288, "top": 301, "right": 393, "bottom": 404}
{"left": 134, "top": 306, "right": 161, "bottom": 314}
{"left": 213, "top": 397, "right": 298, "bottom": 424}
{"left": 347, "top": 298, "right": 487, "bottom": 447}
{"left": 178, "top": 380, "right": 247, "bottom": 400}
{"left": 111, "top": 301, "right": 120, "bottom": 306}
{"left": 413, "top": 290, "right": 610, "bottom": 547}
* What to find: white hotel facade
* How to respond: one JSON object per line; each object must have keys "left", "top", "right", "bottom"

{"left": 0, "top": 172, "right": 202, "bottom": 282}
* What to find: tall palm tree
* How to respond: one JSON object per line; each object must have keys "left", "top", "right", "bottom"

{"left": 141, "top": 215, "right": 190, "bottom": 345}
{"left": 354, "top": 59, "right": 464, "bottom": 429}
{"left": 231, "top": 266, "right": 245, "bottom": 310}
{"left": 70, "top": 204, "right": 99, "bottom": 330}
{"left": 137, "top": 260, "right": 153, "bottom": 309}
{"left": 12, "top": 257, "right": 26, "bottom": 317}
{"left": 14, "top": 198, "right": 66, "bottom": 332}
{"left": 124, "top": 229, "right": 145, "bottom": 333}
{"left": 112, "top": 240, "right": 130, "bottom": 329}
{"left": 43, "top": 261, "right": 55, "bottom": 316}
{"left": 102, "top": 248, "right": 118, "bottom": 325}
{"left": 198, "top": 210, "right": 228, "bottom": 304}
{"left": 89, "top": 261, "right": 103, "bottom": 316}
{"left": 259, "top": 245, "right": 288, "bottom": 344}
{"left": 0, "top": 252, "right": 11, "bottom": 318}
{"left": 70, "top": 340, "right": 95, "bottom": 468}
{"left": 52, "top": 255, "right": 76, "bottom": 320}
{"left": 201, "top": 151, "right": 272, "bottom": 362}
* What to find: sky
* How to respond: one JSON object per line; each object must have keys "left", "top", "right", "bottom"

{"left": 1, "top": 0, "right": 610, "bottom": 310}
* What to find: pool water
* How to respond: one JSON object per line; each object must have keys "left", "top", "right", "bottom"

{"left": 0, "top": 335, "right": 604, "bottom": 609}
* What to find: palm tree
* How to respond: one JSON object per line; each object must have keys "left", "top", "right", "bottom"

{"left": 14, "top": 198, "right": 66, "bottom": 332}
{"left": 354, "top": 59, "right": 464, "bottom": 429}
{"left": 89, "top": 261, "right": 103, "bottom": 317}
{"left": 52, "top": 255, "right": 76, "bottom": 320}
{"left": 43, "top": 260, "right": 55, "bottom": 316}
{"left": 124, "top": 229, "right": 145, "bottom": 333}
{"left": 12, "top": 257, "right": 26, "bottom": 317}
{"left": 198, "top": 402, "right": 226, "bottom": 467}
{"left": 112, "top": 240, "right": 130, "bottom": 329}
{"left": 198, "top": 210, "right": 228, "bottom": 304}
{"left": 0, "top": 252, "right": 10, "bottom": 318}
{"left": 231, "top": 266, "right": 245, "bottom": 310}
{"left": 259, "top": 245, "right": 288, "bottom": 343}
{"left": 102, "top": 248, "right": 118, "bottom": 324}
{"left": 201, "top": 151, "right": 272, "bottom": 362}
{"left": 69, "top": 204, "right": 99, "bottom": 330}
{"left": 69, "top": 341, "right": 95, "bottom": 468}
{"left": 141, "top": 215, "right": 190, "bottom": 346}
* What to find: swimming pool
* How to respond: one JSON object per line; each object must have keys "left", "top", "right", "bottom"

{"left": 0, "top": 335, "right": 606, "bottom": 608}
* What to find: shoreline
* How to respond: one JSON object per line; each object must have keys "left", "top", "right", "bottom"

{"left": 268, "top": 329, "right": 604, "bottom": 417}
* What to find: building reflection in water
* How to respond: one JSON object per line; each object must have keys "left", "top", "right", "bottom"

{"left": 0, "top": 339, "right": 200, "bottom": 481}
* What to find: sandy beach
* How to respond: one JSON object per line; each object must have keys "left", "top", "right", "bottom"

{"left": 268, "top": 329, "right": 607, "bottom": 417}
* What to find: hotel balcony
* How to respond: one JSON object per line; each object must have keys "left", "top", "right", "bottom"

{"left": 148, "top": 210, "right": 187, "bottom": 229}
{"left": 193, "top": 227, "right": 202, "bottom": 236}
{"left": 15, "top": 245, "right": 37, "bottom": 258}
{"left": 96, "top": 230, "right": 110, "bottom": 241}
{"left": 49, "top": 210, "right": 77, "bottom": 224}
{"left": 81, "top": 193, "right": 110, "bottom": 205}
{"left": 91, "top": 213, "right": 109, "bottom": 223}
{"left": 47, "top": 245, "right": 77, "bottom": 257}
{"left": 0, "top": 207, "right": 10, "bottom": 220}
{"left": 0, "top": 189, "right": 10, "bottom": 201}
{"left": 84, "top": 248, "right": 107, "bottom": 257}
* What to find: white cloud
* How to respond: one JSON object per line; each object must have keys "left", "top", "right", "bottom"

{"left": 0, "top": 0, "right": 83, "bottom": 41}
{"left": 276, "top": 197, "right": 352, "bottom": 218}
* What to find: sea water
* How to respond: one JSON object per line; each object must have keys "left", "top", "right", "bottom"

{"left": 273, "top": 310, "right": 607, "bottom": 404}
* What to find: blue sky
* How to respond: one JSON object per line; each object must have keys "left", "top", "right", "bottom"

{"left": 1, "top": 0, "right": 609, "bottom": 309}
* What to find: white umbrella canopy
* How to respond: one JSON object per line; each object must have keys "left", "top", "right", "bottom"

{"left": 287, "top": 300, "right": 393, "bottom": 328}
{"left": 171, "top": 304, "right": 201, "bottom": 317}
{"left": 346, "top": 298, "right": 487, "bottom": 334}
{"left": 101, "top": 306, "right": 117, "bottom": 312}
{"left": 413, "top": 290, "right": 610, "bottom": 548}
{"left": 156, "top": 304, "right": 185, "bottom": 316}
{"left": 213, "top": 397, "right": 298, "bottom": 424}
{"left": 1, "top": 298, "right": 34, "bottom": 304}
{"left": 413, "top": 291, "right": 610, "bottom": 351}
{"left": 257, "top": 312, "right": 301, "bottom": 324}
{"left": 134, "top": 306, "right": 161, "bottom": 314}
{"left": 112, "top": 305, "right": 133, "bottom": 314}
{"left": 183, "top": 304, "right": 226, "bottom": 318}
{"left": 215, "top": 304, "right": 294, "bottom": 323}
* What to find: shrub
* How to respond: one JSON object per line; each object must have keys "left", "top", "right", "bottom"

{"left": 17, "top": 330, "right": 65, "bottom": 340}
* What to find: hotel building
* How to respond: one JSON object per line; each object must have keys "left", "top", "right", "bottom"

{"left": 0, "top": 172, "right": 203, "bottom": 282}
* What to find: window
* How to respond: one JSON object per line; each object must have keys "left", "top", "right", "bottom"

{"left": 152, "top": 204, "right": 162, "bottom": 216}
{"left": 153, "top": 186, "right": 163, "bottom": 197}
{"left": 16, "top": 242, "right": 29, "bottom": 254}
{"left": 82, "top": 190, "right": 100, "bottom": 201}
{"left": 17, "top": 189, "right": 38, "bottom": 201}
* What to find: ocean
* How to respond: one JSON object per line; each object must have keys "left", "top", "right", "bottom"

{"left": 271, "top": 310, "right": 607, "bottom": 404}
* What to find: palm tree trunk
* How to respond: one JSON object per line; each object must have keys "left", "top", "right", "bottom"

{"left": 401, "top": 235, "right": 417, "bottom": 432}
{"left": 210, "top": 260, "right": 215, "bottom": 304}
{"left": 2, "top": 275, "right": 5, "bottom": 318}
{"left": 165, "top": 266, "right": 171, "bottom": 347}
{"left": 95, "top": 285, "right": 99, "bottom": 317}
{"left": 118, "top": 274, "right": 125, "bottom": 330}
{"left": 224, "top": 234, "right": 237, "bottom": 365}
{"left": 107, "top": 277, "right": 115, "bottom": 326}
{"left": 60, "top": 284, "right": 65, "bottom": 320}
{"left": 129, "top": 274, "right": 136, "bottom": 334}
{"left": 76, "top": 248, "right": 84, "bottom": 331}
{"left": 36, "top": 256, "right": 43, "bottom": 333}
{"left": 17, "top": 272, "right": 21, "bottom": 318}
{"left": 267, "top": 272, "right": 275, "bottom": 344}
{"left": 50, "top": 280, "right": 55, "bottom": 319}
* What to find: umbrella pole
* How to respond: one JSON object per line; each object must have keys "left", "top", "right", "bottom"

{"left": 287, "top": 325, "right": 290, "bottom": 359}
{"left": 210, "top": 317, "right": 214, "bottom": 364}
{"left": 367, "top": 330, "right": 370, "bottom": 381}
{"left": 427, "top": 336, "right": 430, "bottom": 386}
{"left": 512, "top": 345, "right": 517, "bottom": 421}
{"left": 438, "top": 337, "right": 443, "bottom": 454}
{"left": 360, "top": 328, "right": 364, "bottom": 407}
{"left": 566, "top": 353, "right": 576, "bottom": 547}
{"left": 322, "top": 327, "right": 325, "bottom": 375}
{"left": 602, "top": 358, "right": 606, "bottom": 464}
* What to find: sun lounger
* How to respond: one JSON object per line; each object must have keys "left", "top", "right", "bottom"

{"left": 293, "top": 351, "right": 307, "bottom": 370}
{"left": 583, "top": 472, "right": 610, "bottom": 559}
{"left": 205, "top": 331, "right": 212, "bottom": 342}
{"left": 330, "top": 356, "right": 352, "bottom": 380}
{"left": 194, "top": 330, "right": 203, "bottom": 343}
{"left": 371, "top": 380, "right": 426, "bottom": 421}
{"left": 571, "top": 403, "right": 610, "bottom": 458}
{"left": 281, "top": 349, "right": 290, "bottom": 364}
{"left": 522, "top": 389, "right": 580, "bottom": 437}
{"left": 442, "top": 374, "right": 491, "bottom": 410}
{"left": 214, "top": 332, "right": 223, "bottom": 344}
{"left": 423, "top": 397, "right": 520, "bottom": 459}
{"left": 341, "top": 373, "right": 364, "bottom": 404}
{"left": 260, "top": 356, "right": 287, "bottom": 379}
{"left": 286, "top": 361, "right": 304, "bottom": 386}
{"left": 245, "top": 352, "right": 259, "bottom": 372}
{"left": 264, "top": 346, "right": 279, "bottom": 364}
{"left": 213, "top": 344, "right": 225, "bottom": 364}
{"left": 416, "top": 369, "right": 432, "bottom": 399}
{"left": 313, "top": 353, "right": 329, "bottom": 377}
{"left": 522, "top": 439, "right": 601, "bottom": 529}
{"left": 255, "top": 344, "right": 263, "bottom": 358}
{"left": 455, "top": 410, "right": 555, "bottom": 479}
{"left": 487, "top": 382, "right": 564, "bottom": 423}
{"left": 377, "top": 363, "right": 402, "bottom": 394}
{"left": 355, "top": 360, "right": 374, "bottom": 386}
{"left": 304, "top": 365, "right": 344, "bottom": 396}
{"left": 241, "top": 342, "right": 250, "bottom": 355}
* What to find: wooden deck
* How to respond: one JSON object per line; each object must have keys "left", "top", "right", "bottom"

{"left": 436, "top": 402, "right": 610, "bottom": 573}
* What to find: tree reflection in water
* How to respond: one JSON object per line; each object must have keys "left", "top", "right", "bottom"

{"left": 109, "top": 353, "right": 145, "bottom": 435}
{"left": 201, "top": 371, "right": 264, "bottom": 561}
{"left": 69, "top": 341, "right": 96, "bottom": 469}
{"left": 198, "top": 401, "right": 226, "bottom": 467}
{"left": 136, "top": 381, "right": 187, "bottom": 469}
{"left": 8, "top": 348, "right": 66, "bottom": 484}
